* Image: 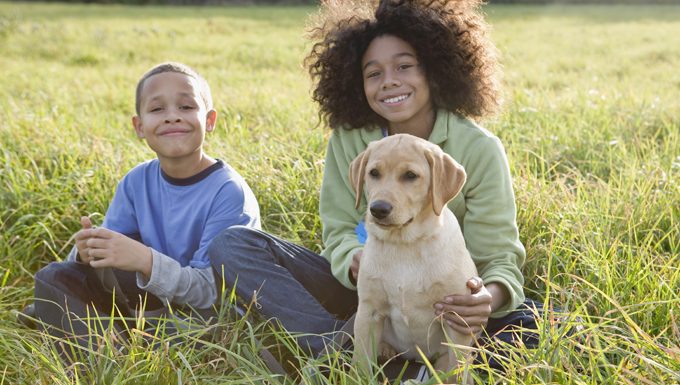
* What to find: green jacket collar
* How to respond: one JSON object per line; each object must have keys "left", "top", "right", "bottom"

{"left": 359, "top": 109, "right": 450, "bottom": 145}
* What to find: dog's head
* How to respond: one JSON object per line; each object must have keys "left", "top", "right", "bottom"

{"left": 349, "top": 134, "right": 466, "bottom": 232}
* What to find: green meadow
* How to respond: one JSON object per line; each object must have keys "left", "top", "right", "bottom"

{"left": 0, "top": 2, "right": 678, "bottom": 384}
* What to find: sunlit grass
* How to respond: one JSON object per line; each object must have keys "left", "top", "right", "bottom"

{"left": 0, "top": 2, "right": 678, "bottom": 384}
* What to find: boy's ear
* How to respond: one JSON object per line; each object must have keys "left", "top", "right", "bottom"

{"left": 132, "top": 116, "right": 145, "bottom": 138}
{"left": 205, "top": 110, "right": 217, "bottom": 133}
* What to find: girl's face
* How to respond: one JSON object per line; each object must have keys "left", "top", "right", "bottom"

{"left": 361, "top": 34, "right": 433, "bottom": 136}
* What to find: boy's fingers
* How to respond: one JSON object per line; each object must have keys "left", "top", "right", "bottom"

{"left": 74, "top": 231, "right": 92, "bottom": 243}
{"left": 88, "top": 248, "right": 109, "bottom": 261}
{"left": 81, "top": 216, "right": 93, "bottom": 229}
{"left": 90, "top": 227, "right": 114, "bottom": 239}
{"left": 86, "top": 238, "right": 108, "bottom": 249}
{"left": 89, "top": 259, "right": 108, "bottom": 269}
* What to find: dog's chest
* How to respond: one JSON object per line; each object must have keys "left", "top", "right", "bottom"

{"left": 360, "top": 232, "right": 475, "bottom": 355}
{"left": 363, "top": 238, "right": 470, "bottom": 311}
{"left": 379, "top": 258, "right": 455, "bottom": 313}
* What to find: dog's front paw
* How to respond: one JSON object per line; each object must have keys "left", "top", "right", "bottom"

{"left": 377, "top": 341, "right": 397, "bottom": 361}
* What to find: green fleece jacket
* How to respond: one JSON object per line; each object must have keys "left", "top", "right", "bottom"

{"left": 319, "top": 110, "right": 526, "bottom": 317}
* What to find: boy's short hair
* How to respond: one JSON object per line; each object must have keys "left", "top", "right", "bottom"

{"left": 135, "top": 62, "right": 213, "bottom": 115}
{"left": 305, "top": 0, "right": 501, "bottom": 129}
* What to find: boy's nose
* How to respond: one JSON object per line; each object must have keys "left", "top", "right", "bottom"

{"left": 164, "top": 116, "right": 182, "bottom": 123}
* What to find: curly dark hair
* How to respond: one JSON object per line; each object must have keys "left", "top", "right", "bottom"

{"left": 305, "top": 0, "right": 502, "bottom": 129}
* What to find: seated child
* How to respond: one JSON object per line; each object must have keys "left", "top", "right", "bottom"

{"left": 31, "top": 62, "right": 260, "bottom": 353}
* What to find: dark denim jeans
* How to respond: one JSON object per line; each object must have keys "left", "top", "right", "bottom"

{"left": 34, "top": 262, "right": 164, "bottom": 335}
{"left": 34, "top": 261, "right": 215, "bottom": 361}
{"left": 209, "top": 225, "right": 551, "bottom": 368}
{"left": 209, "top": 226, "right": 358, "bottom": 355}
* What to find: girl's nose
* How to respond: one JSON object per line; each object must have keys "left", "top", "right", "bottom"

{"left": 381, "top": 72, "right": 401, "bottom": 89}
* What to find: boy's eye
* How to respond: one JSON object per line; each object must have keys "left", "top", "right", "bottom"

{"left": 149, "top": 107, "right": 163, "bottom": 112}
{"left": 180, "top": 105, "right": 195, "bottom": 110}
{"left": 368, "top": 169, "right": 380, "bottom": 178}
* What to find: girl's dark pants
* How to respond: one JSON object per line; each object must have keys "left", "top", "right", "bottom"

{"left": 209, "top": 225, "right": 543, "bottom": 369}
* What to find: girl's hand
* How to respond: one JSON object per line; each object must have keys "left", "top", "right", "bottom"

{"left": 434, "top": 277, "right": 492, "bottom": 335}
{"left": 350, "top": 249, "right": 363, "bottom": 282}
{"left": 85, "top": 227, "right": 153, "bottom": 277}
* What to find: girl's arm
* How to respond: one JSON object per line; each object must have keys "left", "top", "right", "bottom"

{"left": 319, "top": 131, "right": 368, "bottom": 290}
{"left": 460, "top": 134, "right": 526, "bottom": 316}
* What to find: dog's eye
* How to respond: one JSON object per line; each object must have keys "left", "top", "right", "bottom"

{"left": 369, "top": 169, "right": 380, "bottom": 178}
{"left": 403, "top": 171, "right": 418, "bottom": 180}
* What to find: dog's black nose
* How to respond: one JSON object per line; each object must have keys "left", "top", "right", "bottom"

{"left": 370, "top": 200, "right": 392, "bottom": 219}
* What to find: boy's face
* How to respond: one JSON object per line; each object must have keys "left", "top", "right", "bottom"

{"left": 361, "top": 35, "right": 432, "bottom": 132}
{"left": 133, "top": 72, "right": 216, "bottom": 165}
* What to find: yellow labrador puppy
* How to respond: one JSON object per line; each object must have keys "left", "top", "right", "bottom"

{"left": 350, "top": 134, "right": 477, "bottom": 383}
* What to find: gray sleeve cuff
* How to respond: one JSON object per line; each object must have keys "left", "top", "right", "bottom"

{"left": 136, "top": 249, "right": 217, "bottom": 309}
{"left": 67, "top": 246, "right": 88, "bottom": 264}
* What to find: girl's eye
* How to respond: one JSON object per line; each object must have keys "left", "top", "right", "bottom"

{"left": 403, "top": 171, "right": 418, "bottom": 180}
{"left": 365, "top": 71, "right": 381, "bottom": 79}
{"left": 369, "top": 169, "right": 380, "bottom": 178}
{"left": 398, "top": 64, "right": 414, "bottom": 71}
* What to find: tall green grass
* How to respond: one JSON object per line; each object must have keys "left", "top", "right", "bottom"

{"left": 1, "top": 2, "right": 678, "bottom": 384}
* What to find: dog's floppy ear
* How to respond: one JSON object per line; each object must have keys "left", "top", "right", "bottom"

{"left": 349, "top": 148, "right": 371, "bottom": 209}
{"left": 425, "top": 149, "right": 466, "bottom": 216}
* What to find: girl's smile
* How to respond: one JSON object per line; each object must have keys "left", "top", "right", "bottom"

{"left": 381, "top": 93, "right": 411, "bottom": 105}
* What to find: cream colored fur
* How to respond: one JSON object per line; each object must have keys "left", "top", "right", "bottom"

{"left": 349, "top": 134, "right": 477, "bottom": 383}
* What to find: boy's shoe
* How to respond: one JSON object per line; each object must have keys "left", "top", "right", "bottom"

{"left": 16, "top": 303, "right": 38, "bottom": 329}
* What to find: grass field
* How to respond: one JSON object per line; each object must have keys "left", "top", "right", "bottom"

{"left": 1, "top": 2, "right": 679, "bottom": 384}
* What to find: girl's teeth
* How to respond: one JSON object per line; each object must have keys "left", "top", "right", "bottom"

{"left": 384, "top": 94, "right": 408, "bottom": 104}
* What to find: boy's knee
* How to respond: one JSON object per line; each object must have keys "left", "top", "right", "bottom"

{"left": 209, "top": 226, "right": 257, "bottom": 261}
{"left": 208, "top": 226, "right": 266, "bottom": 275}
{"left": 35, "top": 261, "right": 76, "bottom": 283}
{"left": 34, "top": 261, "right": 90, "bottom": 294}
{"left": 219, "top": 225, "right": 256, "bottom": 241}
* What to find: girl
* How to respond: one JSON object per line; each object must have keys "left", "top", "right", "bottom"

{"left": 210, "top": 0, "right": 542, "bottom": 371}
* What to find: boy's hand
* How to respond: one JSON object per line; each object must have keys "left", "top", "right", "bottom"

{"left": 434, "top": 277, "right": 492, "bottom": 336}
{"left": 85, "top": 227, "right": 153, "bottom": 277}
{"left": 75, "top": 216, "right": 95, "bottom": 264}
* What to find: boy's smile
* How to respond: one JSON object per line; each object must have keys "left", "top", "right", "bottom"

{"left": 133, "top": 72, "right": 216, "bottom": 177}
{"left": 362, "top": 34, "right": 434, "bottom": 138}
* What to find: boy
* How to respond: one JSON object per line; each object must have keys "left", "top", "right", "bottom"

{"left": 31, "top": 62, "right": 260, "bottom": 350}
